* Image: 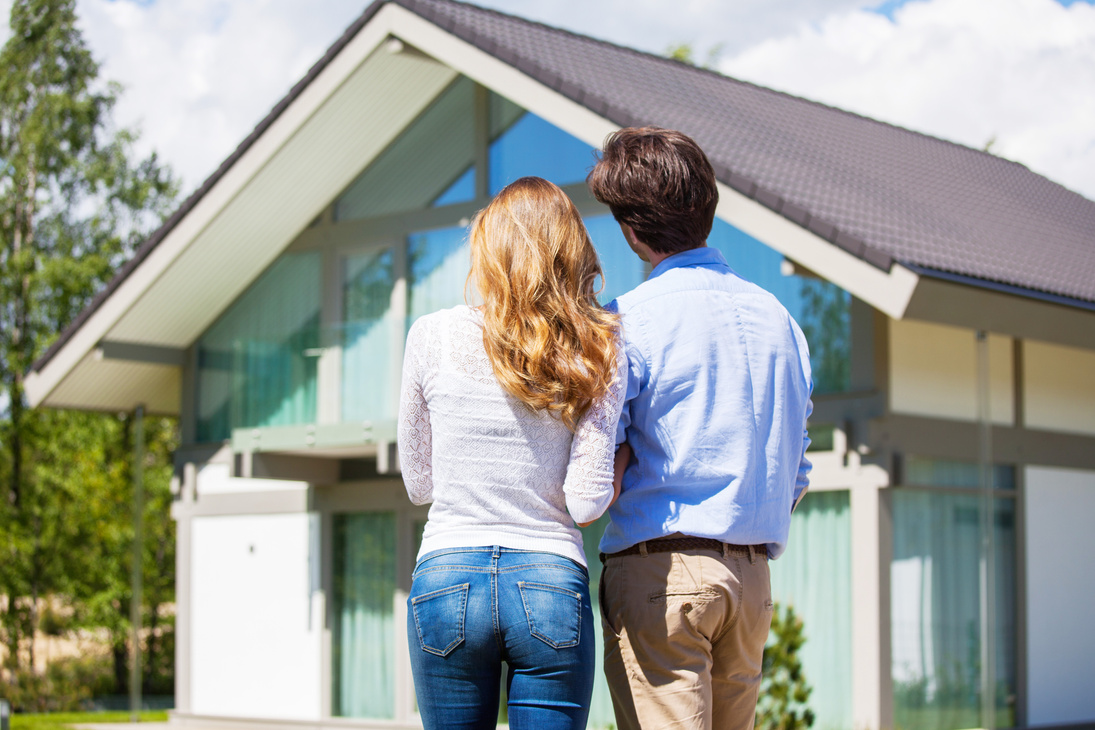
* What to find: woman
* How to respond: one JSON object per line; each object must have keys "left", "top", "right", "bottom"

{"left": 397, "top": 176, "right": 625, "bottom": 730}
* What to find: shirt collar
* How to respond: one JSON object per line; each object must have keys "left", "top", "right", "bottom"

{"left": 648, "top": 246, "right": 729, "bottom": 280}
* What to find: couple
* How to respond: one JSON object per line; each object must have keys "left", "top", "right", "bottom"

{"left": 397, "top": 127, "right": 813, "bottom": 730}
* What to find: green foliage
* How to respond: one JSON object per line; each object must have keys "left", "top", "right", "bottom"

{"left": 2, "top": 654, "right": 114, "bottom": 712}
{"left": 798, "top": 278, "right": 850, "bottom": 394}
{"left": 665, "top": 41, "right": 725, "bottom": 70}
{"left": 0, "top": 0, "right": 178, "bottom": 699}
{"left": 756, "top": 602, "right": 815, "bottom": 730}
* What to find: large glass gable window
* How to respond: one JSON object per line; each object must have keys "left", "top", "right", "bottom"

{"left": 488, "top": 93, "right": 597, "bottom": 194}
{"left": 342, "top": 248, "right": 398, "bottom": 422}
{"left": 335, "top": 77, "right": 479, "bottom": 221}
{"left": 196, "top": 252, "right": 320, "bottom": 442}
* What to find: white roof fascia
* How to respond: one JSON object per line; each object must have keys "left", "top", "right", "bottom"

{"left": 24, "top": 4, "right": 408, "bottom": 409}
{"left": 387, "top": 6, "right": 921, "bottom": 319}
{"left": 715, "top": 188, "right": 920, "bottom": 320}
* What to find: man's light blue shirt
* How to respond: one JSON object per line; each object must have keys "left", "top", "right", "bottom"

{"left": 600, "top": 246, "right": 813, "bottom": 559}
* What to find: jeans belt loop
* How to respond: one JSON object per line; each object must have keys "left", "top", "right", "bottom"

{"left": 638, "top": 541, "right": 648, "bottom": 557}
{"left": 722, "top": 542, "right": 730, "bottom": 559}
{"left": 748, "top": 544, "right": 756, "bottom": 564}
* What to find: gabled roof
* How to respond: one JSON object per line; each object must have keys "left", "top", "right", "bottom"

{"left": 26, "top": 0, "right": 1095, "bottom": 411}
{"left": 396, "top": 0, "right": 1094, "bottom": 307}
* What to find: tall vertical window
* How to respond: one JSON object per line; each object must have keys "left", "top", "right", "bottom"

{"left": 332, "top": 512, "right": 397, "bottom": 719}
{"left": 407, "top": 225, "right": 471, "bottom": 329}
{"left": 584, "top": 215, "right": 646, "bottom": 305}
{"left": 578, "top": 518, "right": 618, "bottom": 730}
{"left": 891, "top": 477, "right": 1017, "bottom": 730}
{"left": 488, "top": 95, "right": 596, "bottom": 194}
{"left": 196, "top": 252, "right": 321, "bottom": 442}
{"left": 770, "top": 491, "right": 853, "bottom": 730}
{"left": 342, "top": 248, "right": 396, "bottom": 422}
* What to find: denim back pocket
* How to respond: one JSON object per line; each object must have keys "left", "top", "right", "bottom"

{"left": 518, "top": 581, "right": 582, "bottom": 649}
{"left": 411, "top": 583, "right": 469, "bottom": 657}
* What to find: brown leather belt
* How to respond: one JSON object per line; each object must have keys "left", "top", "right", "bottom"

{"left": 600, "top": 536, "right": 768, "bottom": 564}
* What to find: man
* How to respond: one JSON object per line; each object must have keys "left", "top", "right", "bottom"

{"left": 587, "top": 127, "right": 813, "bottom": 730}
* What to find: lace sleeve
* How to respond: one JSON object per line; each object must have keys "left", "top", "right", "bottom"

{"left": 398, "top": 318, "right": 434, "bottom": 505}
{"left": 563, "top": 335, "right": 628, "bottom": 524}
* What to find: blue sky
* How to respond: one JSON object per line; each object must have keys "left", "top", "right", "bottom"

{"left": 874, "top": 0, "right": 1090, "bottom": 16}
{"left": 2, "top": 0, "right": 1091, "bottom": 200}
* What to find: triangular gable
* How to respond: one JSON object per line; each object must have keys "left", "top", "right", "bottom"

{"left": 26, "top": 0, "right": 1095, "bottom": 413}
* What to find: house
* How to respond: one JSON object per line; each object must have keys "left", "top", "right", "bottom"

{"left": 25, "top": 0, "right": 1095, "bottom": 728}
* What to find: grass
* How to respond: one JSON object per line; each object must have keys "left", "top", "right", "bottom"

{"left": 11, "top": 711, "right": 169, "bottom": 730}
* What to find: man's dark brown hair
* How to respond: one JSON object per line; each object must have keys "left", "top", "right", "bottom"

{"left": 587, "top": 127, "right": 719, "bottom": 255}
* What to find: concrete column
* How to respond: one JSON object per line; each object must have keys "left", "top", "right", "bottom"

{"left": 172, "top": 463, "right": 196, "bottom": 714}
{"left": 850, "top": 483, "right": 893, "bottom": 730}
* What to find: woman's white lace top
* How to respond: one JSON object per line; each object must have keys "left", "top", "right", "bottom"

{"left": 398, "top": 305, "right": 625, "bottom": 567}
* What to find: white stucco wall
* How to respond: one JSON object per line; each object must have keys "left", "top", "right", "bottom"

{"left": 889, "top": 319, "right": 1013, "bottom": 424}
{"left": 1024, "top": 466, "right": 1095, "bottom": 726}
{"left": 1024, "top": 340, "right": 1095, "bottom": 436}
{"left": 190, "top": 512, "right": 321, "bottom": 719}
{"left": 196, "top": 462, "right": 311, "bottom": 494}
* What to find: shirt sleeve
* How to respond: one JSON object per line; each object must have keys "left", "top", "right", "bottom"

{"left": 397, "top": 318, "right": 434, "bottom": 505}
{"left": 564, "top": 334, "right": 628, "bottom": 525}
{"left": 791, "top": 319, "right": 814, "bottom": 514}
{"left": 792, "top": 397, "right": 813, "bottom": 513}
{"left": 614, "top": 316, "right": 645, "bottom": 446}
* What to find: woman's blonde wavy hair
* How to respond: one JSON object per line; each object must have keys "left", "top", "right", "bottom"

{"left": 468, "top": 176, "right": 619, "bottom": 431}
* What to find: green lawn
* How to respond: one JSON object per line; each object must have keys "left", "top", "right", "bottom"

{"left": 11, "top": 711, "right": 169, "bottom": 730}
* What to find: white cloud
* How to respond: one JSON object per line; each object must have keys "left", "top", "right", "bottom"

{"left": 470, "top": 0, "right": 872, "bottom": 56}
{"left": 66, "top": 0, "right": 879, "bottom": 191}
{"left": 2, "top": 0, "right": 1092, "bottom": 200}
{"left": 75, "top": 0, "right": 366, "bottom": 190}
{"left": 721, "top": 0, "right": 1095, "bottom": 197}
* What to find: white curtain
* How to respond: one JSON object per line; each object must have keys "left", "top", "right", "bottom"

{"left": 197, "top": 252, "right": 320, "bottom": 441}
{"left": 333, "top": 512, "right": 396, "bottom": 719}
{"left": 341, "top": 249, "right": 395, "bottom": 422}
{"left": 891, "top": 491, "right": 1016, "bottom": 730}
{"left": 770, "top": 490, "right": 853, "bottom": 730}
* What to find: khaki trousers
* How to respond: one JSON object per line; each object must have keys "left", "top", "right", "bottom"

{"left": 599, "top": 543, "right": 773, "bottom": 730}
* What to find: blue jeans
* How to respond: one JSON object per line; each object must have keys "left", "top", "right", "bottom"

{"left": 408, "top": 546, "right": 595, "bottom": 730}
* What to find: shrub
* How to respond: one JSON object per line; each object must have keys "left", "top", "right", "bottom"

{"left": 3, "top": 655, "right": 114, "bottom": 713}
{"left": 756, "top": 602, "right": 815, "bottom": 730}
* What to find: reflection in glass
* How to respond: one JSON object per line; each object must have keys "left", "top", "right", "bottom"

{"left": 770, "top": 491, "right": 853, "bottom": 730}
{"left": 333, "top": 512, "right": 396, "bottom": 719}
{"left": 904, "top": 456, "right": 1015, "bottom": 490}
{"left": 708, "top": 219, "right": 851, "bottom": 393}
{"left": 407, "top": 225, "right": 471, "bottom": 328}
{"left": 433, "top": 165, "right": 476, "bottom": 207}
{"left": 798, "top": 278, "right": 851, "bottom": 394}
{"left": 579, "top": 517, "right": 616, "bottom": 729}
{"left": 488, "top": 105, "right": 596, "bottom": 194}
{"left": 336, "top": 77, "right": 478, "bottom": 221}
{"left": 584, "top": 215, "right": 646, "bottom": 305}
{"left": 342, "top": 249, "right": 395, "bottom": 422}
{"left": 196, "top": 253, "right": 320, "bottom": 441}
{"left": 891, "top": 493, "right": 1016, "bottom": 730}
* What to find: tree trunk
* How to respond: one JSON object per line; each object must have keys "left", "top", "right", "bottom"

{"left": 145, "top": 603, "right": 158, "bottom": 693}
{"left": 27, "top": 514, "right": 42, "bottom": 671}
{"left": 113, "top": 638, "right": 129, "bottom": 695}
